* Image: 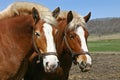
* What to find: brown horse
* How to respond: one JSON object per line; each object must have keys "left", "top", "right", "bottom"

{"left": 0, "top": 7, "right": 60, "bottom": 80}
{"left": 58, "top": 11, "right": 92, "bottom": 69}
{"left": 55, "top": 11, "right": 92, "bottom": 79}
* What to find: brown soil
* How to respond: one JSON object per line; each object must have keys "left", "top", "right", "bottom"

{"left": 69, "top": 53, "right": 120, "bottom": 80}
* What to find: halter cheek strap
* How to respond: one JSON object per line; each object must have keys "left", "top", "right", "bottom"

{"left": 32, "top": 31, "right": 41, "bottom": 63}
{"left": 64, "top": 33, "right": 74, "bottom": 57}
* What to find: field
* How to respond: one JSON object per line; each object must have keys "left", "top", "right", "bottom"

{"left": 88, "top": 33, "right": 120, "bottom": 52}
{"left": 68, "top": 34, "right": 120, "bottom": 80}
{"left": 88, "top": 39, "right": 120, "bottom": 52}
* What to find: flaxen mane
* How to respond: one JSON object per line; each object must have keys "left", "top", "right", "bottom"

{"left": 57, "top": 11, "right": 87, "bottom": 30}
{"left": 0, "top": 2, "right": 57, "bottom": 26}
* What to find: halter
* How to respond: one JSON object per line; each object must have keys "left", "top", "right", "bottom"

{"left": 32, "top": 30, "right": 58, "bottom": 63}
{"left": 63, "top": 27, "right": 90, "bottom": 58}
{"left": 64, "top": 33, "right": 79, "bottom": 57}
{"left": 64, "top": 33, "right": 90, "bottom": 65}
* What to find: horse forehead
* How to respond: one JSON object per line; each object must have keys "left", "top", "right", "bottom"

{"left": 35, "top": 22, "right": 53, "bottom": 36}
{"left": 43, "top": 23, "right": 54, "bottom": 40}
{"left": 75, "top": 26, "right": 85, "bottom": 41}
{"left": 43, "top": 23, "right": 57, "bottom": 52}
{"left": 75, "top": 26, "right": 85, "bottom": 34}
{"left": 43, "top": 23, "right": 53, "bottom": 32}
{"left": 75, "top": 26, "right": 88, "bottom": 52}
{"left": 35, "top": 21, "right": 44, "bottom": 30}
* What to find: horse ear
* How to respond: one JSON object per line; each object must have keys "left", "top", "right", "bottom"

{"left": 52, "top": 7, "right": 60, "bottom": 18}
{"left": 67, "top": 11, "right": 73, "bottom": 24}
{"left": 84, "top": 12, "right": 91, "bottom": 22}
{"left": 32, "top": 7, "right": 40, "bottom": 24}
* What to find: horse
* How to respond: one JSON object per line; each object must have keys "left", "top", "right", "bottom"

{"left": 0, "top": 1, "right": 61, "bottom": 72}
{"left": 0, "top": 7, "right": 60, "bottom": 80}
{"left": 54, "top": 11, "right": 92, "bottom": 79}
{"left": 58, "top": 11, "right": 92, "bottom": 69}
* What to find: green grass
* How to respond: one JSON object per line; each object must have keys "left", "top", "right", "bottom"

{"left": 88, "top": 39, "right": 120, "bottom": 52}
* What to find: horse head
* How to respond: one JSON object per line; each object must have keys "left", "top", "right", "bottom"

{"left": 62, "top": 11, "right": 92, "bottom": 72}
{"left": 32, "top": 7, "right": 60, "bottom": 73}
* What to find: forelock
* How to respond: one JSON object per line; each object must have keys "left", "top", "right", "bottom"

{"left": 40, "top": 14, "right": 58, "bottom": 26}
{"left": 68, "top": 11, "right": 86, "bottom": 30}
{"left": 57, "top": 11, "right": 87, "bottom": 30}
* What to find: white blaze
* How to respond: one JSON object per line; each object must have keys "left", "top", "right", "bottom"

{"left": 43, "top": 23, "right": 59, "bottom": 72}
{"left": 76, "top": 27, "right": 88, "bottom": 52}
{"left": 85, "top": 54, "right": 92, "bottom": 64}
{"left": 43, "top": 23, "right": 56, "bottom": 52}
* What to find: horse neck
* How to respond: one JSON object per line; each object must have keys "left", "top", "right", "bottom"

{"left": 56, "top": 19, "right": 68, "bottom": 54}
{"left": 15, "top": 15, "right": 35, "bottom": 57}
{"left": 0, "top": 15, "right": 35, "bottom": 79}
{"left": 0, "top": 15, "right": 34, "bottom": 59}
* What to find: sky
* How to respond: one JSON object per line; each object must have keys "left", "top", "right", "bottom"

{"left": 0, "top": 0, "right": 120, "bottom": 19}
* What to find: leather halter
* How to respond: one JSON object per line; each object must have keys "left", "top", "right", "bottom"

{"left": 63, "top": 28, "right": 90, "bottom": 58}
{"left": 64, "top": 32, "right": 90, "bottom": 65}
{"left": 32, "top": 31, "right": 57, "bottom": 62}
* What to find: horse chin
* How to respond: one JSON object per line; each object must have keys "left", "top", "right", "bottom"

{"left": 44, "top": 66, "right": 57, "bottom": 73}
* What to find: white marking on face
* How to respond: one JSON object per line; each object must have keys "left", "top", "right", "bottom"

{"left": 85, "top": 54, "right": 92, "bottom": 65}
{"left": 43, "top": 23, "right": 56, "bottom": 52}
{"left": 76, "top": 27, "right": 88, "bottom": 52}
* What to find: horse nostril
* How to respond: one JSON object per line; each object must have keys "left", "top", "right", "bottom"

{"left": 78, "top": 61, "right": 87, "bottom": 71}
{"left": 46, "top": 62, "right": 49, "bottom": 67}
{"left": 57, "top": 62, "right": 60, "bottom": 66}
{"left": 82, "top": 63, "right": 92, "bottom": 72}
{"left": 81, "top": 61, "right": 86, "bottom": 66}
{"left": 51, "top": 64, "right": 56, "bottom": 69}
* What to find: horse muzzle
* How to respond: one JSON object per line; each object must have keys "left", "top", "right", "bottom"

{"left": 45, "top": 62, "right": 60, "bottom": 73}
{"left": 43, "top": 54, "right": 60, "bottom": 73}
{"left": 78, "top": 61, "right": 92, "bottom": 72}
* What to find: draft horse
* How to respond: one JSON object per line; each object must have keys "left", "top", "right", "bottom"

{"left": 55, "top": 11, "right": 92, "bottom": 79}
{"left": 0, "top": 7, "right": 59, "bottom": 80}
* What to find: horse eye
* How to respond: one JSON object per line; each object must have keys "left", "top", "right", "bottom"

{"left": 35, "top": 32, "right": 40, "bottom": 37}
{"left": 76, "top": 24, "right": 80, "bottom": 27}
{"left": 69, "top": 34, "right": 74, "bottom": 38}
